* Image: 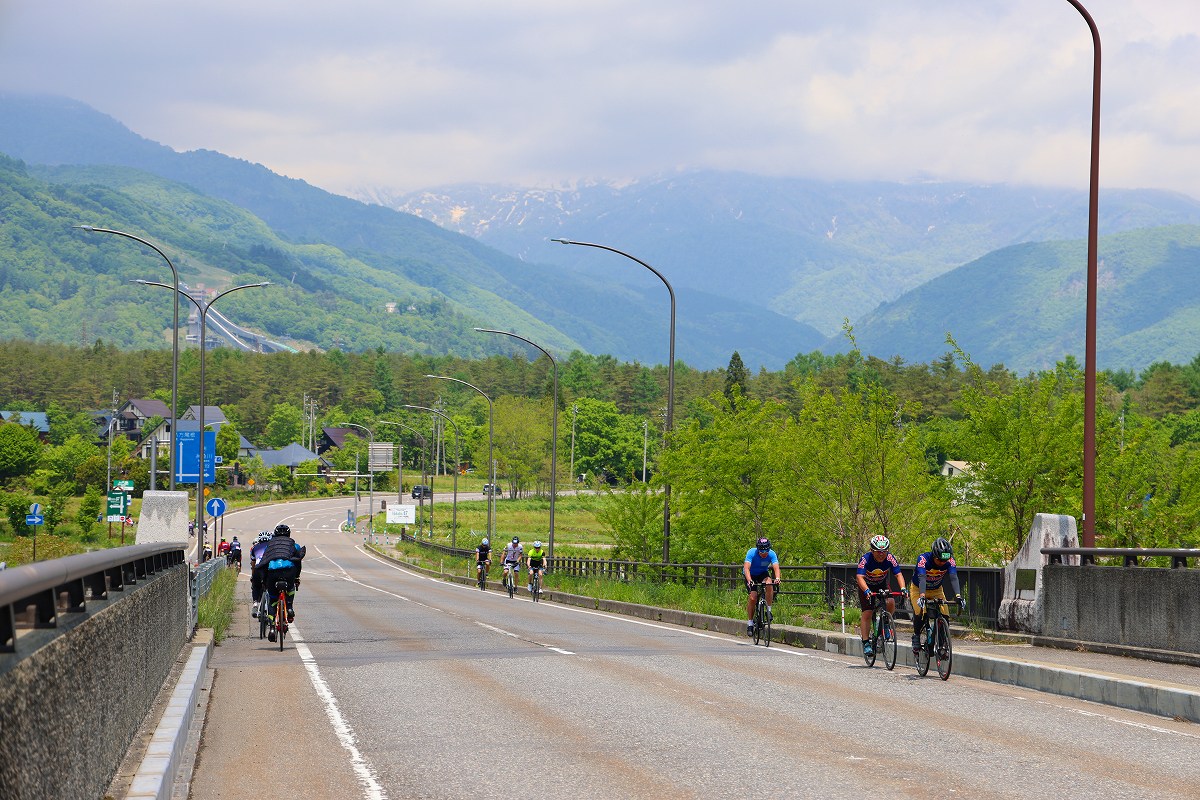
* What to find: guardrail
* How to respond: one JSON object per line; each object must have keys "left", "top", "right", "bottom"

{"left": 1042, "top": 547, "right": 1200, "bottom": 568}
{"left": 0, "top": 542, "right": 186, "bottom": 654}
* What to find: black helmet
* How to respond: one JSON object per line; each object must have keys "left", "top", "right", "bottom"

{"left": 511, "top": 536, "right": 520, "bottom": 545}
{"left": 274, "top": 523, "right": 292, "bottom": 537}
{"left": 756, "top": 537, "right": 771, "bottom": 552}
{"left": 932, "top": 537, "right": 953, "bottom": 560}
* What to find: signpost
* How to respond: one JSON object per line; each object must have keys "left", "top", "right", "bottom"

{"left": 26, "top": 503, "right": 42, "bottom": 560}
{"left": 173, "top": 430, "right": 216, "bottom": 484}
{"left": 114, "top": 479, "right": 135, "bottom": 491}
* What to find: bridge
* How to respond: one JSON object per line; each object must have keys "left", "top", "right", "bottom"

{"left": 2, "top": 498, "right": 1197, "bottom": 800}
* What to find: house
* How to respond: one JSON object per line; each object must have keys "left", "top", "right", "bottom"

{"left": 941, "top": 460, "right": 972, "bottom": 478}
{"left": 253, "top": 443, "right": 324, "bottom": 475}
{"left": 0, "top": 411, "right": 49, "bottom": 441}
{"left": 941, "top": 460, "right": 978, "bottom": 505}
{"left": 317, "top": 426, "right": 369, "bottom": 456}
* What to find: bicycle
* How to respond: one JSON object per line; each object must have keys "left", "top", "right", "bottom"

{"left": 750, "top": 581, "right": 774, "bottom": 646}
{"left": 227, "top": 550, "right": 242, "bottom": 575}
{"left": 476, "top": 560, "right": 489, "bottom": 590}
{"left": 267, "top": 578, "right": 293, "bottom": 652}
{"left": 503, "top": 562, "right": 518, "bottom": 598}
{"left": 914, "top": 596, "right": 954, "bottom": 680}
{"left": 530, "top": 568, "right": 542, "bottom": 602}
{"left": 257, "top": 591, "right": 270, "bottom": 640}
{"left": 862, "top": 589, "right": 903, "bottom": 670}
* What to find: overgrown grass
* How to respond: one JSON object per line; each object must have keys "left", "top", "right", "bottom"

{"left": 197, "top": 567, "right": 237, "bottom": 644}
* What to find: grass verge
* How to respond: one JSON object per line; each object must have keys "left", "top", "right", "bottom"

{"left": 198, "top": 567, "right": 237, "bottom": 644}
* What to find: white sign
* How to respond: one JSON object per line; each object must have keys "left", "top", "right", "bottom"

{"left": 369, "top": 442, "right": 395, "bottom": 473}
{"left": 385, "top": 504, "right": 416, "bottom": 524}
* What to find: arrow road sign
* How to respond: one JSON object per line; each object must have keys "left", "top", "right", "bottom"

{"left": 206, "top": 497, "right": 227, "bottom": 517}
{"left": 26, "top": 514, "right": 44, "bottom": 526}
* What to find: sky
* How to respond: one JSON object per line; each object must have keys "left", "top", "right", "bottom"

{"left": 1, "top": 1, "right": 1199, "bottom": 200}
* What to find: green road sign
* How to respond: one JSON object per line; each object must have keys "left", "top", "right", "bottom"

{"left": 114, "top": 480, "right": 135, "bottom": 491}
{"left": 106, "top": 491, "right": 129, "bottom": 522}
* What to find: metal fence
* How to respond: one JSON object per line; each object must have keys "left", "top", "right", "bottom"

{"left": 189, "top": 557, "right": 226, "bottom": 635}
{"left": 823, "top": 562, "right": 1003, "bottom": 629}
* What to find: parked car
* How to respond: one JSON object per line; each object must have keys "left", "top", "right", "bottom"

{"left": 482, "top": 483, "right": 500, "bottom": 495}
{"left": 411, "top": 485, "right": 432, "bottom": 499}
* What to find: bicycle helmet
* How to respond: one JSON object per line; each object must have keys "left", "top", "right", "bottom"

{"left": 257, "top": 531, "right": 271, "bottom": 543}
{"left": 273, "top": 523, "right": 292, "bottom": 537}
{"left": 869, "top": 534, "right": 891, "bottom": 552}
{"left": 932, "top": 537, "right": 953, "bottom": 560}
{"left": 756, "top": 537, "right": 771, "bottom": 552}
{"left": 481, "top": 537, "right": 489, "bottom": 546}
{"left": 533, "top": 540, "right": 542, "bottom": 548}
{"left": 512, "top": 536, "right": 519, "bottom": 544}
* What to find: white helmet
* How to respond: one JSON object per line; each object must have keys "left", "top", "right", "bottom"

{"left": 482, "top": 537, "right": 489, "bottom": 545}
{"left": 534, "top": 540, "right": 542, "bottom": 548}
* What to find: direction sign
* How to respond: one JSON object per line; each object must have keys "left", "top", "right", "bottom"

{"left": 107, "top": 491, "right": 129, "bottom": 523}
{"left": 25, "top": 514, "right": 43, "bottom": 526}
{"left": 114, "top": 480, "right": 135, "bottom": 491}
{"left": 206, "top": 497, "right": 227, "bottom": 517}
{"left": 173, "top": 430, "right": 216, "bottom": 484}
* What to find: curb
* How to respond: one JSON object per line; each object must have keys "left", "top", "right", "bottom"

{"left": 125, "top": 633, "right": 213, "bottom": 800}
{"left": 366, "top": 545, "right": 1200, "bottom": 722}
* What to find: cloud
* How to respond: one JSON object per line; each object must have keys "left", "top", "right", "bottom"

{"left": 1, "top": 1, "right": 1199, "bottom": 197}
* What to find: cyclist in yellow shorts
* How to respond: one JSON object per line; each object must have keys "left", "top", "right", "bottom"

{"left": 909, "top": 536, "right": 965, "bottom": 654}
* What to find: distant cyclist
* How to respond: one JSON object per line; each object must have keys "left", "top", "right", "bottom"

{"left": 855, "top": 534, "right": 906, "bottom": 657}
{"left": 743, "top": 537, "right": 781, "bottom": 636}
{"left": 910, "top": 536, "right": 965, "bottom": 654}
{"left": 227, "top": 536, "right": 243, "bottom": 569}
{"left": 527, "top": 540, "right": 547, "bottom": 593}
{"left": 253, "top": 524, "right": 306, "bottom": 637}
{"left": 475, "top": 537, "right": 492, "bottom": 583}
{"left": 501, "top": 537, "right": 524, "bottom": 592}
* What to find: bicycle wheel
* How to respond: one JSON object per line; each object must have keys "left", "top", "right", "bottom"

{"left": 478, "top": 567, "right": 486, "bottom": 590}
{"left": 880, "top": 611, "right": 897, "bottom": 671}
{"left": 752, "top": 600, "right": 763, "bottom": 646}
{"left": 763, "top": 603, "right": 772, "bottom": 647}
{"left": 532, "top": 574, "right": 541, "bottom": 602}
{"left": 863, "top": 616, "right": 877, "bottom": 667}
{"left": 277, "top": 592, "right": 287, "bottom": 651}
{"left": 507, "top": 571, "right": 514, "bottom": 599}
{"left": 935, "top": 616, "right": 953, "bottom": 680}
{"left": 916, "top": 625, "right": 931, "bottom": 676}
{"left": 258, "top": 595, "right": 268, "bottom": 640}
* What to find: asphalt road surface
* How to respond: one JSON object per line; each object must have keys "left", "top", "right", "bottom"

{"left": 190, "top": 498, "right": 1198, "bottom": 800}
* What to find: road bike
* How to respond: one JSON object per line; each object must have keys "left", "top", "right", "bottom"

{"left": 862, "top": 589, "right": 903, "bottom": 670}
{"left": 503, "top": 563, "right": 518, "bottom": 598}
{"left": 915, "top": 596, "right": 954, "bottom": 680}
{"left": 226, "top": 550, "right": 242, "bottom": 575}
{"left": 257, "top": 590, "right": 270, "bottom": 640}
{"left": 476, "top": 560, "right": 489, "bottom": 590}
{"left": 266, "top": 578, "right": 293, "bottom": 651}
{"left": 530, "top": 568, "right": 542, "bottom": 602}
{"left": 750, "top": 581, "right": 774, "bottom": 646}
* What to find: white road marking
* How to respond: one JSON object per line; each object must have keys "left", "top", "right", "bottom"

{"left": 1011, "top": 695, "right": 1199, "bottom": 739}
{"left": 290, "top": 626, "right": 388, "bottom": 800}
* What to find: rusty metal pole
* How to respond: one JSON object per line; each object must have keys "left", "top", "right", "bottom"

{"left": 1067, "top": 0, "right": 1101, "bottom": 547}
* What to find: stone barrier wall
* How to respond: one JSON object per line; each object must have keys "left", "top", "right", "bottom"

{"left": 0, "top": 565, "right": 189, "bottom": 800}
{"left": 1042, "top": 564, "right": 1200, "bottom": 652}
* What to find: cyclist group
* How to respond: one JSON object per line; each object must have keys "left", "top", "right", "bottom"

{"left": 476, "top": 536, "right": 548, "bottom": 595}
{"left": 247, "top": 524, "right": 307, "bottom": 640}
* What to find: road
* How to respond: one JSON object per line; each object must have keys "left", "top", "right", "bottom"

{"left": 190, "top": 498, "right": 1199, "bottom": 800}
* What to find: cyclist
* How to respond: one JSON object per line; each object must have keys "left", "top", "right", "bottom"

{"left": 475, "top": 537, "right": 492, "bottom": 584}
{"left": 501, "top": 536, "right": 524, "bottom": 592}
{"left": 217, "top": 537, "right": 229, "bottom": 558}
{"left": 253, "top": 524, "right": 306, "bottom": 638}
{"left": 226, "top": 536, "right": 242, "bottom": 569}
{"left": 909, "top": 536, "right": 966, "bottom": 654}
{"left": 527, "top": 540, "right": 547, "bottom": 593}
{"left": 249, "top": 531, "right": 272, "bottom": 619}
{"left": 743, "top": 537, "right": 781, "bottom": 636}
{"left": 855, "top": 534, "right": 906, "bottom": 656}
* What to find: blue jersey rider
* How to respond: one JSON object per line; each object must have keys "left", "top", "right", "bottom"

{"left": 743, "top": 537, "right": 781, "bottom": 636}
{"left": 855, "top": 534, "right": 906, "bottom": 656}
{"left": 909, "top": 536, "right": 965, "bottom": 653}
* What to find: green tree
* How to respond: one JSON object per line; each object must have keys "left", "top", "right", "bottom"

{"left": 41, "top": 434, "right": 102, "bottom": 492}
{"left": 597, "top": 481, "right": 664, "bottom": 561}
{"left": 216, "top": 422, "right": 242, "bottom": 463}
{"left": 263, "top": 403, "right": 304, "bottom": 448}
{"left": 723, "top": 351, "right": 749, "bottom": 409}
{"left": 0, "top": 421, "right": 42, "bottom": 482}
{"left": 76, "top": 484, "right": 103, "bottom": 536}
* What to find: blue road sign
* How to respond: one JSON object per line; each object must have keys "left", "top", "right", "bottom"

{"left": 174, "top": 430, "right": 216, "bottom": 484}
{"left": 206, "top": 497, "right": 227, "bottom": 517}
{"left": 25, "top": 514, "right": 44, "bottom": 526}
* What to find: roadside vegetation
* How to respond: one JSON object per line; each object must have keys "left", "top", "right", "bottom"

{"left": 197, "top": 567, "right": 237, "bottom": 644}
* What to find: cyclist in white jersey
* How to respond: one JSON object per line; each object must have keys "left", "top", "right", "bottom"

{"left": 501, "top": 537, "right": 524, "bottom": 592}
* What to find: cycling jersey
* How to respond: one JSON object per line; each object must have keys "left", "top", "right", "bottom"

{"left": 856, "top": 551, "right": 902, "bottom": 587}
{"left": 476, "top": 544, "right": 491, "bottom": 563}
{"left": 527, "top": 548, "right": 546, "bottom": 567}
{"left": 501, "top": 544, "right": 523, "bottom": 564}
{"left": 744, "top": 548, "right": 778, "bottom": 580}
{"left": 913, "top": 551, "right": 961, "bottom": 595}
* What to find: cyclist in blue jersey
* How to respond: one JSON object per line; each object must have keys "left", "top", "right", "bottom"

{"left": 252, "top": 524, "right": 306, "bottom": 637}
{"left": 743, "top": 537, "right": 781, "bottom": 636}
{"left": 909, "top": 536, "right": 965, "bottom": 654}
{"left": 249, "top": 532, "right": 272, "bottom": 618}
{"left": 855, "top": 534, "right": 906, "bottom": 657}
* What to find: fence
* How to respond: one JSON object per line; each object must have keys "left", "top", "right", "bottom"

{"left": 189, "top": 557, "right": 226, "bottom": 635}
{"left": 823, "top": 562, "right": 1003, "bottom": 629}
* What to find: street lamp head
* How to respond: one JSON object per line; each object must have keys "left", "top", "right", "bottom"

{"left": 73, "top": 224, "right": 97, "bottom": 233}
{"left": 549, "top": 237, "right": 574, "bottom": 245}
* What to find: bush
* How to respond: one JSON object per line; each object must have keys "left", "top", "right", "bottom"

{"left": 198, "top": 567, "right": 237, "bottom": 643}
{"left": 52, "top": 521, "right": 83, "bottom": 538}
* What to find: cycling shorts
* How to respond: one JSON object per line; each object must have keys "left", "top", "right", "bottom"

{"left": 503, "top": 560, "right": 519, "bottom": 570}
{"left": 908, "top": 586, "right": 946, "bottom": 618}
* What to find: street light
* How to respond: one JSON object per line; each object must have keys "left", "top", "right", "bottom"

{"left": 551, "top": 238, "right": 675, "bottom": 562}
{"left": 133, "top": 279, "right": 271, "bottom": 558}
{"left": 475, "top": 328, "right": 558, "bottom": 559}
{"left": 379, "top": 420, "right": 428, "bottom": 535}
{"left": 427, "top": 375, "right": 495, "bottom": 543}
{"left": 404, "top": 405, "right": 462, "bottom": 547}
{"left": 1067, "top": 0, "right": 1102, "bottom": 548}
{"left": 341, "top": 422, "right": 376, "bottom": 539}
{"left": 76, "top": 226, "right": 181, "bottom": 491}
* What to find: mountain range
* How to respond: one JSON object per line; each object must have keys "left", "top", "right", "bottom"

{"left": 3, "top": 92, "right": 1200, "bottom": 373}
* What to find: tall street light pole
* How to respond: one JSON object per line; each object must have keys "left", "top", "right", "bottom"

{"left": 134, "top": 279, "right": 270, "bottom": 558}
{"left": 77, "top": 226, "right": 181, "bottom": 491}
{"left": 570, "top": 404, "right": 578, "bottom": 494}
{"left": 475, "top": 328, "right": 558, "bottom": 559}
{"left": 404, "top": 405, "right": 461, "bottom": 548}
{"left": 1066, "top": 0, "right": 1102, "bottom": 548}
{"left": 551, "top": 238, "right": 675, "bottom": 562}
{"left": 427, "top": 375, "right": 495, "bottom": 544}
{"left": 342, "top": 422, "right": 376, "bottom": 539}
